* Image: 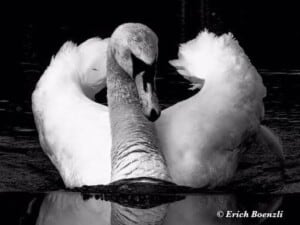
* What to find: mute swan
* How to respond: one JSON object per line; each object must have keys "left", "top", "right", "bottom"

{"left": 33, "top": 27, "right": 283, "bottom": 189}
{"left": 32, "top": 23, "right": 170, "bottom": 188}
{"left": 156, "top": 30, "right": 285, "bottom": 187}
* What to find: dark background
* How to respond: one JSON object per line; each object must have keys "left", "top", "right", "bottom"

{"left": 2, "top": 0, "right": 300, "bottom": 103}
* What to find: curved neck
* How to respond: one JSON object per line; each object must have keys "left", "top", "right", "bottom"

{"left": 106, "top": 46, "right": 170, "bottom": 182}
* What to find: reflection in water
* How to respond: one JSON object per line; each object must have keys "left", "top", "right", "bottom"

{"left": 30, "top": 191, "right": 283, "bottom": 225}
{"left": 36, "top": 191, "right": 168, "bottom": 225}
{"left": 111, "top": 203, "right": 167, "bottom": 225}
{"left": 36, "top": 192, "right": 111, "bottom": 225}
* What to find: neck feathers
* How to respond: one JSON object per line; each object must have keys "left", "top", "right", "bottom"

{"left": 106, "top": 47, "right": 170, "bottom": 182}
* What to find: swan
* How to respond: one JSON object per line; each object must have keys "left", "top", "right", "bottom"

{"left": 33, "top": 26, "right": 284, "bottom": 189}
{"left": 32, "top": 23, "right": 170, "bottom": 188}
{"left": 156, "top": 30, "right": 285, "bottom": 187}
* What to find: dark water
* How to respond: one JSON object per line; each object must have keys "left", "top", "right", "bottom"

{"left": 0, "top": 191, "right": 298, "bottom": 225}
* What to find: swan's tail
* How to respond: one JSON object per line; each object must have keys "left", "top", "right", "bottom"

{"left": 258, "top": 125, "right": 285, "bottom": 167}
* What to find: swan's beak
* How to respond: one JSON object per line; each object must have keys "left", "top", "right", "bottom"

{"left": 135, "top": 72, "right": 161, "bottom": 122}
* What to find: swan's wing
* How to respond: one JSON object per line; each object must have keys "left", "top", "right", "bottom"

{"left": 169, "top": 30, "right": 267, "bottom": 127}
{"left": 169, "top": 30, "right": 283, "bottom": 165}
{"left": 32, "top": 40, "right": 112, "bottom": 187}
{"left": 33, "top": 92, "right": 111, "bottom": 187}
{"left": 158, "top": 30, "right": 274, "bottom": 187}
{"left": 78, "top": 37, "right": 109, "bottom": 97}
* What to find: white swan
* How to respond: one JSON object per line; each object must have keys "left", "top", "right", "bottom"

{"left": 32, "top": 23, "right": 170, "bottom": 188}
{"left": 33, "top": 27, "right": 284, "bottom": 188}
{"left": 156, "top": 31, "right": 284, "bottom": 187}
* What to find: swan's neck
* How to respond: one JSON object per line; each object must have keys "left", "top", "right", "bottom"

{"left": 106, "top": 49, "right": 170, "bottom": 182}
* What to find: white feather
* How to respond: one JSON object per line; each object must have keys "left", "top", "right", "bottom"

{"left": 32, "top": 38, "right": 111, "bottom": 187}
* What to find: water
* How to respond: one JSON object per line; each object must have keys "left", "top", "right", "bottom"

{"left": 0, "top": 191, "right": 298, "bottom": 225}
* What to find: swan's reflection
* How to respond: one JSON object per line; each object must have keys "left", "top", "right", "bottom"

{"left": 111, "top": 202, "right": 167, "bottom": 225}
{"left": 35, "top": 191, "right": 168, "bottom": 225}
{"left": 34, "top": 191, "right": 282, "bottom": 225}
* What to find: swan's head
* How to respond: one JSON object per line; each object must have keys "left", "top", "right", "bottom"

{"left": 109, "top": 23, "right": 160, "bottom": 121}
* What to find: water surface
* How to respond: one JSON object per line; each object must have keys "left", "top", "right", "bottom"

{"left": 0, "top": 191, "right": 298, "bottom": 225}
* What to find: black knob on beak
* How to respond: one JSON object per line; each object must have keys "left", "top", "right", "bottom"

{"left": 148, "top": 108, "right": 161, "bottom": 122}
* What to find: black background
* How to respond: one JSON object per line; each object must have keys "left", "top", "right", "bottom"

{"left": 2, "top": 0, "right": 300, "bottom": 101}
